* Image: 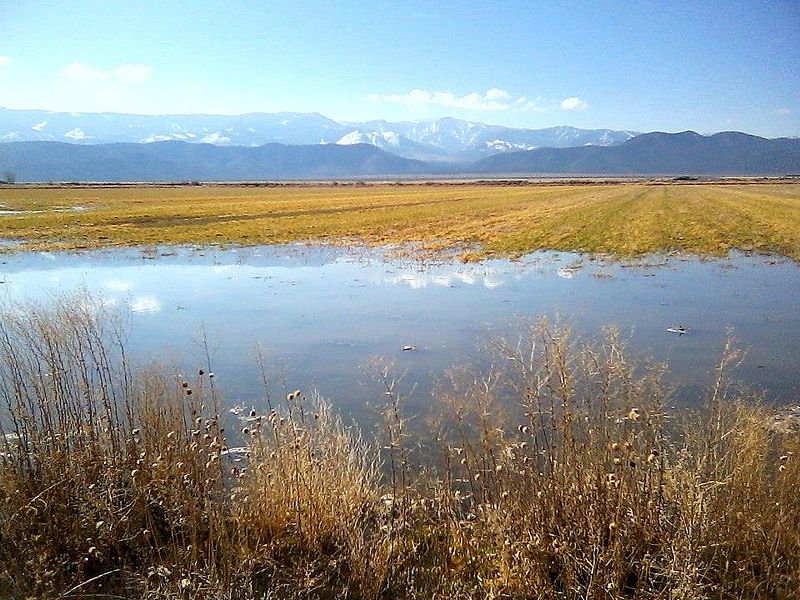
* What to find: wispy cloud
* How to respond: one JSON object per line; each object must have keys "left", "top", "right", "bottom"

{"left": 515, "top": 96, "right": 546, "bottom": 112}
{"left": 560, "top": 97, "right": 589, "bottom": 111}
{"left": 61, "top": 62, "right": 110, "bottom": 83}
{"left": 774, "top": 108, "right": 792, "bottom": 116}
{"left": 47, "top": 61, "right": 156, "bottom": 113}
{"left": 0, "top": 56, "right": 11, "bottom": 68}
{"left": 370, "top": 88, "right": 543, "bottom": 112}
{"left": 60, "top": 62, "right": 153, "bottom": 85}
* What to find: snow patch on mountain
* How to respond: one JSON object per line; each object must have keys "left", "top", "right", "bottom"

{"left": 64, "top": 128, "right": 87, "bottom": 140}
{"left": 0, "top": 107, "right": 642, "bottom": 161}
{"left": 201, "top": 131, "right": 231, "bottom": 144}
{"left": 142, "top": 132, "right": 198, "bottom": 143}
{"left": 486, "top": 139, "right": 536, "bottom": 152}
{"left": 336, "top": 130, "right": 402, "bottom": 147}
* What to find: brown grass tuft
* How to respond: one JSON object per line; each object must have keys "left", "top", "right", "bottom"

{"left": 0, "top": 301, "right": 797, "bottom": 598}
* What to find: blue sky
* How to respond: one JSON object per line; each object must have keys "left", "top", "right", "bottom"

{"left": 0, "top": 0, "right": 798, "bottom": 136}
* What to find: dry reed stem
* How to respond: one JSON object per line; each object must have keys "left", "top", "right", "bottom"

{"left": 0, "top": 300, "right": 797, "bottom": 599}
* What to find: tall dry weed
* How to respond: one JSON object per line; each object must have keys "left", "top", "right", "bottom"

{"left": 0, "top": 301, "right": 797, "bottom": 599}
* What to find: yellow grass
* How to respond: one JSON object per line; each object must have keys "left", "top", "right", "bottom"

{"left": 1, "top": 181, "right": 799, "bottom": 259}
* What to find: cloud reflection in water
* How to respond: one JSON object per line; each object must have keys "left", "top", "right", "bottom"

{"left": 129, "top": 295, "right": 161, "bottom": 314}
{"left": 386, "top": 266, "right": 507, "bottom": 289}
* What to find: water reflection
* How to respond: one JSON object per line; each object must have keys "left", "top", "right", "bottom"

{"left": 385, "top": 266, "right": 511, "bottom": 289}
{"left": 0, "top": 245, "right": 797, "bottom": 420}
{"left": 129, "top": 296, "right": 161, "bottom": 314}
{"left": 103, "top": 279, "right": 133, "bottom": 292}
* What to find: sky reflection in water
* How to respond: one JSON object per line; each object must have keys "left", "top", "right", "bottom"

{"left": 0, "top": 245, "right": 797, "bottom": 422}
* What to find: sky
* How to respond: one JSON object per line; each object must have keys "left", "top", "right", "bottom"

{"left": 0, "top": 0, "right": 798, "bottom": 136}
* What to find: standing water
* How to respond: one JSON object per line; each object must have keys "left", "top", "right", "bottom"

{"left": 0, "top": 245, "right": 797, "bottom": 420}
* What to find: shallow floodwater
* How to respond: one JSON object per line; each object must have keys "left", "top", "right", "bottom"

{"left": 0, "top": 245, "right": 798, "bottom": 420}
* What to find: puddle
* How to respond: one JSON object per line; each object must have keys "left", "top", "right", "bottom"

{"left": 0, "top": 245, "right": 797, "bottom": 420}
{"left": 0, "top": 205, "right": 94, "bottom": 215}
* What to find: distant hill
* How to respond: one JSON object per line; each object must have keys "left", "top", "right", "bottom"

{"left": 0, "top": 107, "right": 637, "bottom": 162}
{"left": 471, "top": 131, "right": 800, "bottom": 175}
{"left": 1, "top": 131, "right": 797, "bottom": 182}
{"left": 0, "top": 141, "right": 434, "bottom": 182}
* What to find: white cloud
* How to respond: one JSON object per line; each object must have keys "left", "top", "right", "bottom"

{"left": 113, "top": 63, "right": 152, "bottom": 85}
{"left": 32, "top": 121, "right": 47, "bottom": 131}
{"left": 61, "top": 62, "right": 111, "bottom": 83}
{"left": 561, "top": 96, "right": 589, "bottom": 111}
{"left": 485, "top": 88, "right": 510, "bottom": 101}
{"left": 0, "top": 56, "right": 11, "bottom": 68}
{"left": 64, "top": 127, "right": 88, "bottom": 140}
{"left": 372, "top": 88, "right": 515, "bottom": 111}
{"left": 774, "top": 108, "right": 792, "bottom": 116}
{"left": 44, "top": 61, "right": 156, "bottom": 113}
{"left": 371, "top": 88, "right": 547, "bottom": 113}
{"left": 515, "top": 96, "right": 546, "bottom": 112}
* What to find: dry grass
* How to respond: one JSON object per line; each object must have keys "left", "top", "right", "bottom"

{"left": 0, "top": 300, "right": 798, "bottom": 598}
{"left": 0, "top": 182, "right": 799, "bottom": 259}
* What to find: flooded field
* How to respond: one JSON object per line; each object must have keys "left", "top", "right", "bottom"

{"left": 1, "top": 245, "right": 797, "bottom": 421}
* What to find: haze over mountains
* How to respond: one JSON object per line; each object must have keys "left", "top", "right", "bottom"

{"left": 0, "top": 107, "right": 636, "bottom": 162}
{"left": 0, "top": 107, "right": 798, "bottom": 181}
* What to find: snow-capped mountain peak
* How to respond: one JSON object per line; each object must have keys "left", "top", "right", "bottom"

{"left": 0, "top": 107, "right": 640, "bottom": 162}
{"left": 336, "top": 130, "right": 402, "bottom": 147}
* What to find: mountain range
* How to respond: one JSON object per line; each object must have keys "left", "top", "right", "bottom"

{"left": 0, "top": 141, "right": 433, "bottom": 182}
{"left": 0, "top": 107, "right": 637, "bottom": 162}
{"left": 0, "top": 107, "right": 798, "bottom": 181}
{"left": 2, "top": 130, "right": 798, "bottom": 182}
{"left": 472, "top": 131, "right": 800, "bottom": 176}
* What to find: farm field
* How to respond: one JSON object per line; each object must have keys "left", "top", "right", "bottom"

{"left": 1, "top": 181, "right": 799, "bottom": 260}
{"left": 2, "top": 180, "right": 800, "bottom": 598}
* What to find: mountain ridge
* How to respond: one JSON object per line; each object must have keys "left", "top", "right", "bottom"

{"left": 1, "top": 130, "right": 798, "bottom": 182}
{"left": 0, "top": 140, "right": 436, "bottom": 181}
{"left": 471, "top": 130, "right": 800, "bottom": 176}
{"left": 0, "top": 107, "right": 637, "bottom": 162}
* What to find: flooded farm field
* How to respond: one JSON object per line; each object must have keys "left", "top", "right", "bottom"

{"left": 1, "top": 245, "right": 797, "bottom": 421}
